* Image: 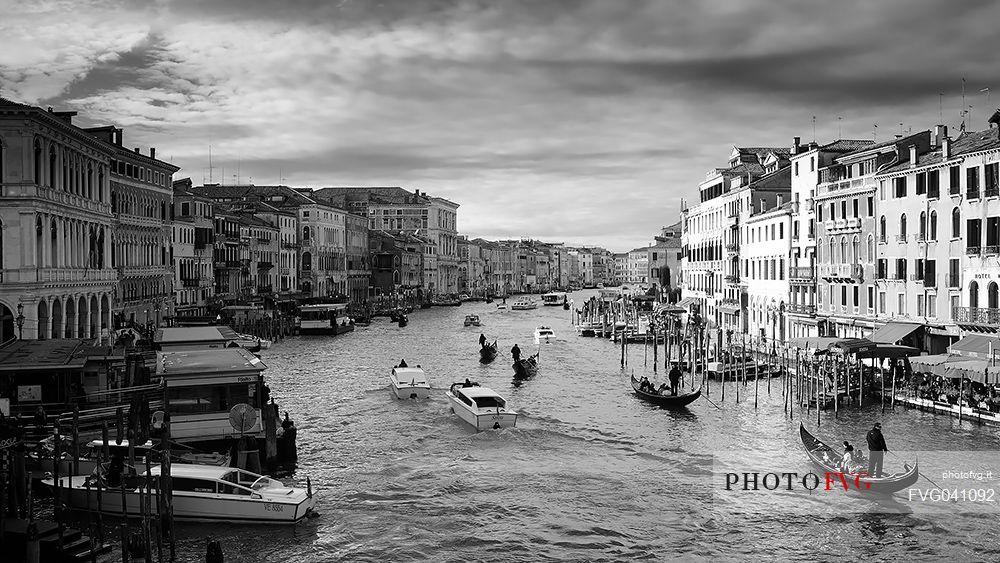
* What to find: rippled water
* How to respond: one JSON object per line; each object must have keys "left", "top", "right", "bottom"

{"left": 166, "top": 291, "right": 1000, "bottom": 562}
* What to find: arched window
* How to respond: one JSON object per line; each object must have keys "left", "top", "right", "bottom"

{"left": 49, "top": 146, "right": 57, "bottom": 189}
{"left": 900, "top": 214, "right": 907, "bottom": 238}
{"left": 852, "top": 236, "right": 860, "bottom": 263}
{"left": 867, "top": 235, "right": 874, "bottom": 261}
{"left": 929, "top": 210, "right": 938, "bottom": 240}
{"left": 970, "top": 280, "right": 979, "bottom": 309}
{"left": 990, "top": 282, "right": 999, "bottom": 310}
{"left": 919, "top": 211, "right": 926, "bottom": 240}
{"left": 829, "top": 239, "right": 835, "bottom": 264}
{"left": 952, "top": 208, "right": 961, "bottom": 238}
{"left": 302, "top": 226, "right": 311, "bottom": 241}
{"left": 816, "top": 238, "right": 823, "bottom": 262}
{"left": 302, "top": 252, "right": 312, "bottom": 271}
{"left": 840, "top": 236, "right": 847, "bottom": 264}
{"left": 879, "top": 216, "right": 886, "bottom": 241}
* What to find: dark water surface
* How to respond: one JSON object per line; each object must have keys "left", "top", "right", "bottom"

{"left": 168, "top": 291, "right": 1000, "bottom": 562}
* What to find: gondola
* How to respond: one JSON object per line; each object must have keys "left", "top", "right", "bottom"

{"left": 799, "top": 423, "right": 918, "bottom": 495}
{"left": 479, "top": 340, "right": 498, "bottom": 364}
{"left": 512, "top": 354, "right": 539, "bottom": 379}
{"left": 629, "top": 375, "right": 701, "bottom": 408}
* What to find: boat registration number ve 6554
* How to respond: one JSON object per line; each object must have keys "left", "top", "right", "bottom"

{"left": 265, "top": 503, "right": 284, "bottom": 512}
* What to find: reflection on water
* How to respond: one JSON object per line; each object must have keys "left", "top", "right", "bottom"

{"left": 158, "top": 291, "right": 999, "bottom": 561}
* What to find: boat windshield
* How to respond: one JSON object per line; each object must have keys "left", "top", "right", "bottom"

{"left": 250, "top": 476, "right": 281, "bottom": 490}
{"left": 473, "top": 396, "right": 505, "bottom": 410}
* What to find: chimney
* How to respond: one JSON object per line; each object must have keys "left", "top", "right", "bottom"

{"left": 933, "top": 124, "right": 948, "bottom": 148}
{"left": 115, "top": 129, "right": 123, "bottom": 146}
{"left": 942, "top": 136, "right": 951, "bottom": 159}
{"left": 47, "top": 106, "right": 53, "bottom": 112}
{"left": 909, "top": 144, "right": 917, "bottom": 166}
{"left": 792, "top": 136, "right": 801, "bottom": 155}
{"left": 777, "top": 194, "right": 783, "bottom": 207}
{"left": 150, "top": 147, "right": 156, "bottom": 159}
{"left": 759, "top": 199, "right": 765, "bottom": 213}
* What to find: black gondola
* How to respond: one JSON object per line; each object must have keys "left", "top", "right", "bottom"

{"left": 512, "top": 353, "right": 539, "bottom": 379}
{"left": 799, "top": 423, "right": 918, "bottom": 495}
{"left": 629, "top": 375, "right": 701, "bottom": 408}
{"left": 480, "top": 340, "right": 498, "bottom": 363}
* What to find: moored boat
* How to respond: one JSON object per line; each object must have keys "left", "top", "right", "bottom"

{"left": 390, "top": 366, "right": 431, "bottom": 399}
{"left": 799, "top": 424, "right": 918, "bottom": 495}
{"left": 45, "top": 464, "right": 316, "bottom": 524}
{"left": 629, "top": 375, "right": 701, "bottom": 408}
{"left": 541, "top": 291, "right": 567, "bottom": 306}
{"left": 446, "top": 383, "right": 518, "bottom": 431}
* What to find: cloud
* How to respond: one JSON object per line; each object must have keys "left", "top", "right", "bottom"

{"left": 3, "top": 0, "right": 999, "bottom": 252}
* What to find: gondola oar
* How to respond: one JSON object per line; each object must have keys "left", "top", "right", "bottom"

{"left": 701, "top": 393, "right": 722, "bottom": 410}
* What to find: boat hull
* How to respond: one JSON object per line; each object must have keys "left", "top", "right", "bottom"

{"left": 391, "top": 383, "right": 431, "bottom": 399}
{"left": 47, "top": 476, "right": 314, "bottom": 524}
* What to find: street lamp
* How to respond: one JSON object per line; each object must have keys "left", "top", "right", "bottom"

{"left": 15, "top": 303, "right": 25, "bottom": 339}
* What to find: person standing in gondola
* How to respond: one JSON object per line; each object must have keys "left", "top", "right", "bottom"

{"left": 511, "top": 343, "right": 521, "bottom": 362}
{"left": 866, "top": 422, "right": 888, "bottom": 477}
{"left": 479, "top": 333, "right": 487, "bottom": 348}
{"left": 668, "top": 365, "right": 682, "bottom": 396}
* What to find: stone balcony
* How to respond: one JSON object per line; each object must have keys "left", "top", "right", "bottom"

{"left": 0, "top": 267, "right": 117, "bottom": 285}
{"left": 787, "top": 303, "right": 816, "bottom": 315}
{"left": 954, "top": 306, "right": 1000, "bottom": 326}
{"left": 789, "top": 266, "right": 814, "bottom": 280}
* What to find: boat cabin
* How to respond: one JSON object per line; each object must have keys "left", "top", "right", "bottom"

{"left": 157, "top": 348, "right": 266, "bottom": 442}
{"left": 454, "top": 387, "right": 506, "bottom": 411}
{"left": 148, "top": 465, "right": 284, "bottom": 496}
{"left": 541, "top": 292, "right": 567, "bottom": 305}
{"left": 298, "top": 304, "right": 350, "bottom": 334}
{"left": 154, "top": 326, "right": 248, "bottom": 351}
{"left": 392, "top": 367, "right": 427, "bottom": 386}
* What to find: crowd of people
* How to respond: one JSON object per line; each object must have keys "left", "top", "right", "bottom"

{"left": 909, "top": 373, "right": 1000, "bottom": 412}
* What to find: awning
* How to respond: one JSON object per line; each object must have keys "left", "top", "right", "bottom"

{"left": 949, "top": 334, "right": 1000, "bottom": 359}
{"left": 870, "top": 321, "right": 922, "bottom": 344}
{"left": 786, "top": 336, "right": 850, "bottom": 351}
{"left": 940, "top": 359, "right": 1000, "bottom": 384}
{"left": 676, "top": 297, "right": 696, "bottom": 308}
{"left": 909, "top": 353, "right": 960, "bottom": 372}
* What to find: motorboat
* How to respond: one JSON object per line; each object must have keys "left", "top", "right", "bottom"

{"left": 30, "top": 437, "right": 229, "bottom": 477}
{"left": 446, "top": 383, "right": 518, "bottom": 431}
{"left": 576, "top": 321, "right": 603, "bottom": 337}
{"left": 541, "top": 292, "right": 568, "bottom": 306}
{"left": 235, "top": 332, "right": 272, "bottom": 350}
{"left": 464, "top": 314, "right": 481, "bottom": 327}
{"left": 496, "top": 303, "right": 507, "bottom": 310}
{"left": 390, "top": 366, "right": 431, "bottom": 399}
{"left": 534, "top": 326, "right": 555, "bottom": 343}
{"left": 510, "top": 297, "right": 537, "bottom": 310}
{"left": 45, "top": 464, "right": 316, "bottom": 524}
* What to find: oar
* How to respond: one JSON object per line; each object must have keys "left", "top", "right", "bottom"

{"left": 701, "top": 393, "right": 723, "bottom": 410}
{"left": 888, "top": 450, "right": 940, "bottom": 488}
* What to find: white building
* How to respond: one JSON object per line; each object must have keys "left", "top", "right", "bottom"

{"left": 742, "top": 201, "right": 792, "bottom": 341}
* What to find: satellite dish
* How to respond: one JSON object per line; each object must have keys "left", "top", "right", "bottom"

{"left": 229, "top": 403, "right": 258, "bottom": 434}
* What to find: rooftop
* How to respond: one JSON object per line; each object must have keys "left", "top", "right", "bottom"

{"left": 158, "top": 348, "right": 266, "bottom": 375}
{"left": 0, "top": 339, "right": 118, "bottom": 371}
{"left": 880, "top": 126, "right": 1000, "bottom": 175}
{"left": 155, "top": 326, "right": 241, "bottom": 345}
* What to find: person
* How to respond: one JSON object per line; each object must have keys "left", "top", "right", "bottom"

{"left": 658, "top": 383, "right": 669, "bottom": 395}
{"left": 33, "top": 406, "right": 47, "bottom": 427}
{"left": 511, "top": 344, "right": 521, "bottom": 362}
{"left": 463, "top": 378, "right": 473, "bottom": 388}
{"left": 840, "top": 441, "right": 856, "bottom": 473}
{"left": 668, "top": 365, "right": 682, "bottom": 396}
{"left": 106, "top": 452, "right": 125, "bottom": 488}
{"left": 866, "top": 422, "right": 888, "bottom": 477}
{"left": 479, "top": 333, "right": 487, "bottom": 348}
{"left": 639, "top": 376, "right": 651, "bottom": 392}
{"left": 399, "top": 359, "right": 408, "bottom": 368}
{"left": 281, "top": 411, "right": 294, "bottom": 431}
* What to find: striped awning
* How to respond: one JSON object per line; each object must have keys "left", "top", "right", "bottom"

{"left": 870, "top": 321, "right": 922, "bottom": 344}
{"left": 676, "top": 297, "right": 696, "bottom": 308}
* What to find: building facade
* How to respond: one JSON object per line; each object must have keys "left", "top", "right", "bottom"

{"left": 171, "top": 185, "right": 215, "bottom": 318}
{"left": 0, "top": 99, "right": 116, "bottom": 341}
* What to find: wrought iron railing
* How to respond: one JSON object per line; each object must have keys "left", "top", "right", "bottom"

{"left": 953, "top": 306, "right": 1000, "bottom": 325}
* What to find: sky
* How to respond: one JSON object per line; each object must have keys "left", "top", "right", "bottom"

{"left": 2, "top": 0, "right": 999, "bottom": 252}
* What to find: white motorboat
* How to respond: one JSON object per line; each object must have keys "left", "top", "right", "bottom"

{"left": 534, "top": 326, "right": 555, "bottom": 343}
{"left": 390, "top": 366, "right": 431, "bottom": 399}
{"left": 576, "top": 321, "right": 603, "bottom": 336}
{"left": 510, "top": 297, "right": 537, "bottom": 310}
{"left": 30, "top": 438, "right": 230, "bottom": 477}
{"left": 496, "top": 303, "right": 507, "bottom": 310}
{"left": 463, "top": 314, "right": 481, "bottom": 327}
{"left": 446, "top": 383, "right": 518, "bottom": 431}
{"left": 541, "top": 291, "right": 567, "bottom": 306}
{"left": 45, "top": 464, "right": 315, "bottom": 524}
{"left": 236, "top": 332, "right": 272, "bottom": 350}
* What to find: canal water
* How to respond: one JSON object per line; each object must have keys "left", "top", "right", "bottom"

{"left": 173, "top": 291, "right": 1000, "bottom": 562}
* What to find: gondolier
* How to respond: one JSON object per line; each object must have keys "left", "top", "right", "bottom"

{"left": 480, "top": 333, "right": 487, "bottom": 348}
{"left": 511, "top": 343, "right": 521, "bottom": 362}
{"left": 866, "top": 423, "right": 888, "bottom": 478}
{"left": 668, "top": 365, "right": 682, "bottom": 396}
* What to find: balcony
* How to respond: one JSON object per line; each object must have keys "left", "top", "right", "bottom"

{"left": 851, "top": 264, "right": 864, "bottom": 281}
{"left": 724, "top": 274, "right": 740, "bottom": 284}
{"left": 967, "top": 187, "right": 981, "bottom": 200}
{"left": 257, "top": 237, "right": 270, "bottom": 244}
{"left": 2, "top": 267, "right": 117, "bottom": 285}
{"left": 818, "top": 263, "right": 853, "bottom": 279}
{"left": 725, "top": 243, "right": 739, "bottom": 252}
{"left": 256, "top": 285, "right": 273, "bottom": 294}
{"left": 948, "top": 273, "right": 962, "bottom": 288}
{"left": 181, "top": 278, "right": 199, "bottom": 288}
{"left": 790, "top": 266, "right": 815, "bottom": 280}
{"left": 954, "top": 306, "right": 1000, "bottom": 326}
{"left": 223, "top": 260, "right": 242, "bottom": 269}
{"left": 788, "top": 303, "right": 816, "bottom": 315}
{"left": 280, "top": 267, "right": 291, "bottom": 275}
{"left": 967, "top": 246, "right": 982, "bottom": 256}
{"left": 895, "top": 234, "right": 908, "bottom": 243}
{"left": 984, "top": 245, "right": 1000, "bottom": 256}
{"left": 257, "top": 261, "right": 274, "bottom": 270}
